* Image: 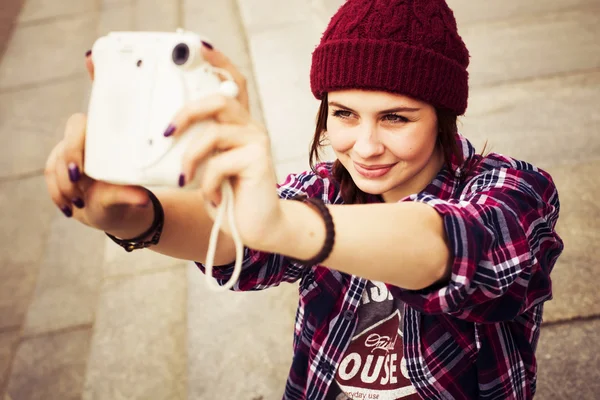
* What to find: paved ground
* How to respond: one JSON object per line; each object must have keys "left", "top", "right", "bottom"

{"left": 0, "top": 0, "right": 599, "bottom": 399}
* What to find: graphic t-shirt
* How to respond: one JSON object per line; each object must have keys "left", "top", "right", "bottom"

{"left": 326, "top": 281, "right": 420, "bottom": 400}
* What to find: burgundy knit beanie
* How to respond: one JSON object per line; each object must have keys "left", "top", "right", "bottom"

{"left": 310, "top": 0, "right": 470, "bottom": 115}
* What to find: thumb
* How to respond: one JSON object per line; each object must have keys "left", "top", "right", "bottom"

{"left": 94, "top": 182, "right": 150, "bottom": 208}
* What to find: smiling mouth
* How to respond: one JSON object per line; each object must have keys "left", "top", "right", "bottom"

{"left": 353, "top": 162, "right": 397, "bottom": 178}
{"left": 354, "top": 162, "right": 396, "bottom": 170}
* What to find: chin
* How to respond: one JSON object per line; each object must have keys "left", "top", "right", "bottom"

{"left": 348, "top": 170, "right": 398, "bottom": 195}
{"left": 357, "top": 181, "right": 396, "bottom": 196}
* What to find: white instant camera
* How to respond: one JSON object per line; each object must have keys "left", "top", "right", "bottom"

{"left": 85, "top": 29, "right": 239, "bottom": 187}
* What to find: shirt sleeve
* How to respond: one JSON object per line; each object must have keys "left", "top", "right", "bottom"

{"left": 388, "top": 166, "right": 564, "bottom": 323}
{"left": 195, "top": 167, "right": 325, "bottom": 291}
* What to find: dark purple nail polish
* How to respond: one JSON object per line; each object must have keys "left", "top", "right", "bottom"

{"left": 201, "top": 41, "right": 214, "bottom": 50}
{"left": 68, "top": 163, "right": 80, "bottom": 183}
{"left": 164, "top": 124, "right": 176, "bottom": 137}
{"left": 73, "top": 198, "right": 85, "bottom": 209}
{"left": 61, "top": 206, "right": 73, "bottom": 218}
{"left": 178, "top": 173, "right": 186, "bottom": 187}
{"left": 85, "top": 49, "right": 92, "bottom": 57}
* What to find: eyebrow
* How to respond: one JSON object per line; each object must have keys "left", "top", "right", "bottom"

{"left": 328, "top": 101, "right": 421, "bottom": 114}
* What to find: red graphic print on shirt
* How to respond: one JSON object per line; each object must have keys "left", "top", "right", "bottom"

{"left": 333, "top": 309, "right": 420, "bottom": 399}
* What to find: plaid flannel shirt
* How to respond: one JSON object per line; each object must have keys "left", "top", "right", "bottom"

{"left": 196, "top": 133, "right": 564, "bottom": 400}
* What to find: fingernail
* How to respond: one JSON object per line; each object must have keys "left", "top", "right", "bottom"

{"left": 72, "top": 197, "right": 85, "bottom": 209}
{"left": 61, "top": 206, "right": 73, "bottom": 218}
{"left": 85, "top": 49, "right": 92, "bottom": 57}
{"left": 68, "top": 163, "right": 81, "bottom": 183}
{"left": 201, "top": 41, "right": 214, "bottom": 50}
{"left": 164, "top": 124, "right": 176, "bottom": 137}
{"left": 178, "top": 173, "right": 186, "bottom": 187}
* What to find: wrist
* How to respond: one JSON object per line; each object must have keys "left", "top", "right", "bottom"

{"left": 105, "top": 203, "right": 155, "bottom": 241}
{"left": 105, "top": 189, "right": 165, "bottom": 252}
{"left": 262, "top": 199, "right": 327, "bottom": 261}
{"left": 246, "top": 199, "right": 290, "bottom": 252}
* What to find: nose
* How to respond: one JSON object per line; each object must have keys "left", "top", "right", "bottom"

{"left": 353, "top": 124, "right": 385, "bottom": 160}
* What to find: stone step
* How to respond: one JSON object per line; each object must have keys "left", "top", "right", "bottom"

{"left": 462, "top": 7, "right": 600, "bottom": 87}
{"left": 536, "top": 318, "right": 600, "bottom": 399}
{"left": 1, "top": 0, "right": 190, "bottom": 398}
{"left": 447, "top": 0, "right": 599, "bottom": 25}
{"left": 6, "top": 327, "right": 93, "bottom": 399}
{"left": 0, "top": 12, "right": 95, "bottom": 91}
{"left": 83, "top": 265, "right": 187, "bottom": 400}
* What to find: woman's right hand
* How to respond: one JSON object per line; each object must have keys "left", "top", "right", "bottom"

{"left": 45, "top": 112, "right": 154, "bottom": 236}
{"left": 44, "top": 54, "right": 153, "bottom": 238}
{"left": 45, "top": 43, "right": 252, "bottom": 238}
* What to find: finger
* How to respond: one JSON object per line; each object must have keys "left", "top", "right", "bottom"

{"left": 85, "top": 50, "right": 94, "bottom": 80}
{"left": 89, "top": 181, "right": 150, "bottom": 209}
{"left": 45, "top": 140, "right": 62, "bottom": 176}
{"left": 200, "top": 43, "right": 249, "bottom": 111}
{"left": 62, "top": 113, "right": 87, "bottom": 187}
{"left": 75, "top": 174, "right": 95, "bottom": 193}
{"left": 164, "top": 94, "right": 249, "bottom": 138}
{"left": 45, "top": 171, "right": 74, "bottom": 217}
{"left": 55, "top": 152, "right": 86, "bottom": 209}
{"left": 180, "top": 123, "right": 256, "bottom": 185}
{"left": 46, "top": 142, "right": 83, "bottom": 210}
{"left": 200, "top": 147, "right": 252, "bottom": 204}
{"left": 45, "top": 144, "right": 74, "bottom": 217}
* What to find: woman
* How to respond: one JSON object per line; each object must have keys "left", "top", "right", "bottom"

{"left": 44, "top": 0, "right": 564, "bottom": 399}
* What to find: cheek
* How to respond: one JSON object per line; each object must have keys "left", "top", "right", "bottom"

{"left": 386, "top": 130, "right": 437, "bottom": 161}
{"left": 327, "top": 127, "right": 354, "bottom": 152}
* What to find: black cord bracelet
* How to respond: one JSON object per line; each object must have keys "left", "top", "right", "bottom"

{"left": 289, "top": 195, "right": 335, "bottom": 266}
{"left": 105, "top": 189, "right": 164, "bottom": 252}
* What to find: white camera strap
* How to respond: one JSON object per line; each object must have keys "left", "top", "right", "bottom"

{"left": 203, "top": 180, "right": 244, "bottom": 292}
{"left": 201, "top": 66, "right": 243, "bottom": 292}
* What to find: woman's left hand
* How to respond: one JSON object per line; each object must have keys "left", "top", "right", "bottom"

{"left": 167, "top": 91, "right": 283, "bottom": 250}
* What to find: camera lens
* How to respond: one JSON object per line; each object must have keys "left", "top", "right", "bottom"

{"left": 172, "top": 43, "right": 190, "bottom": 65}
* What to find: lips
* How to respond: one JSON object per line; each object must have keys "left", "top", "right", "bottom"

{"left": 353, "top": 162, "right": 396, "bottom": 179}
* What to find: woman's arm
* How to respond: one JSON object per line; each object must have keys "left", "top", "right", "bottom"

{"left": 263, "top": 200, "right": 451, "bottom": 291}
{"left": 261, "top": 166, "right": 564, "bottom": 323}
{"left": 106, "top": 189, "right": 238, "bottom": 266}
{"left": 109, "top": 168, "right": 326, "bottom": 291}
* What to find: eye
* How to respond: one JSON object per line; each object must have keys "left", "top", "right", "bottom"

{"left": 382, "top": 113, "right": 409, "bottom": 123}
{"left": 332, "top": 109, "right": 353, "bottom": 119}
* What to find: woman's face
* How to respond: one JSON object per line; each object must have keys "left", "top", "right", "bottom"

{"left": 327, "top": 90, "right": 443, "bottom": 203}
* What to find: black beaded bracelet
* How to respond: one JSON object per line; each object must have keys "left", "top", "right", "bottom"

{"left": 105, "top": 189, "right": 164, "bottom": 252}
{"left": 289, "top": 195, "right": 335, "bottom": 266}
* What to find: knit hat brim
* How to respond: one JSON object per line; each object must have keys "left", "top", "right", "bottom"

{"left": 310, "top": 39, "right": 469, "bottom": 115}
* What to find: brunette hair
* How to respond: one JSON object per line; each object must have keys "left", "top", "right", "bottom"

{"left": 308, "top": 93, "right": 464, "bottom": 204}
